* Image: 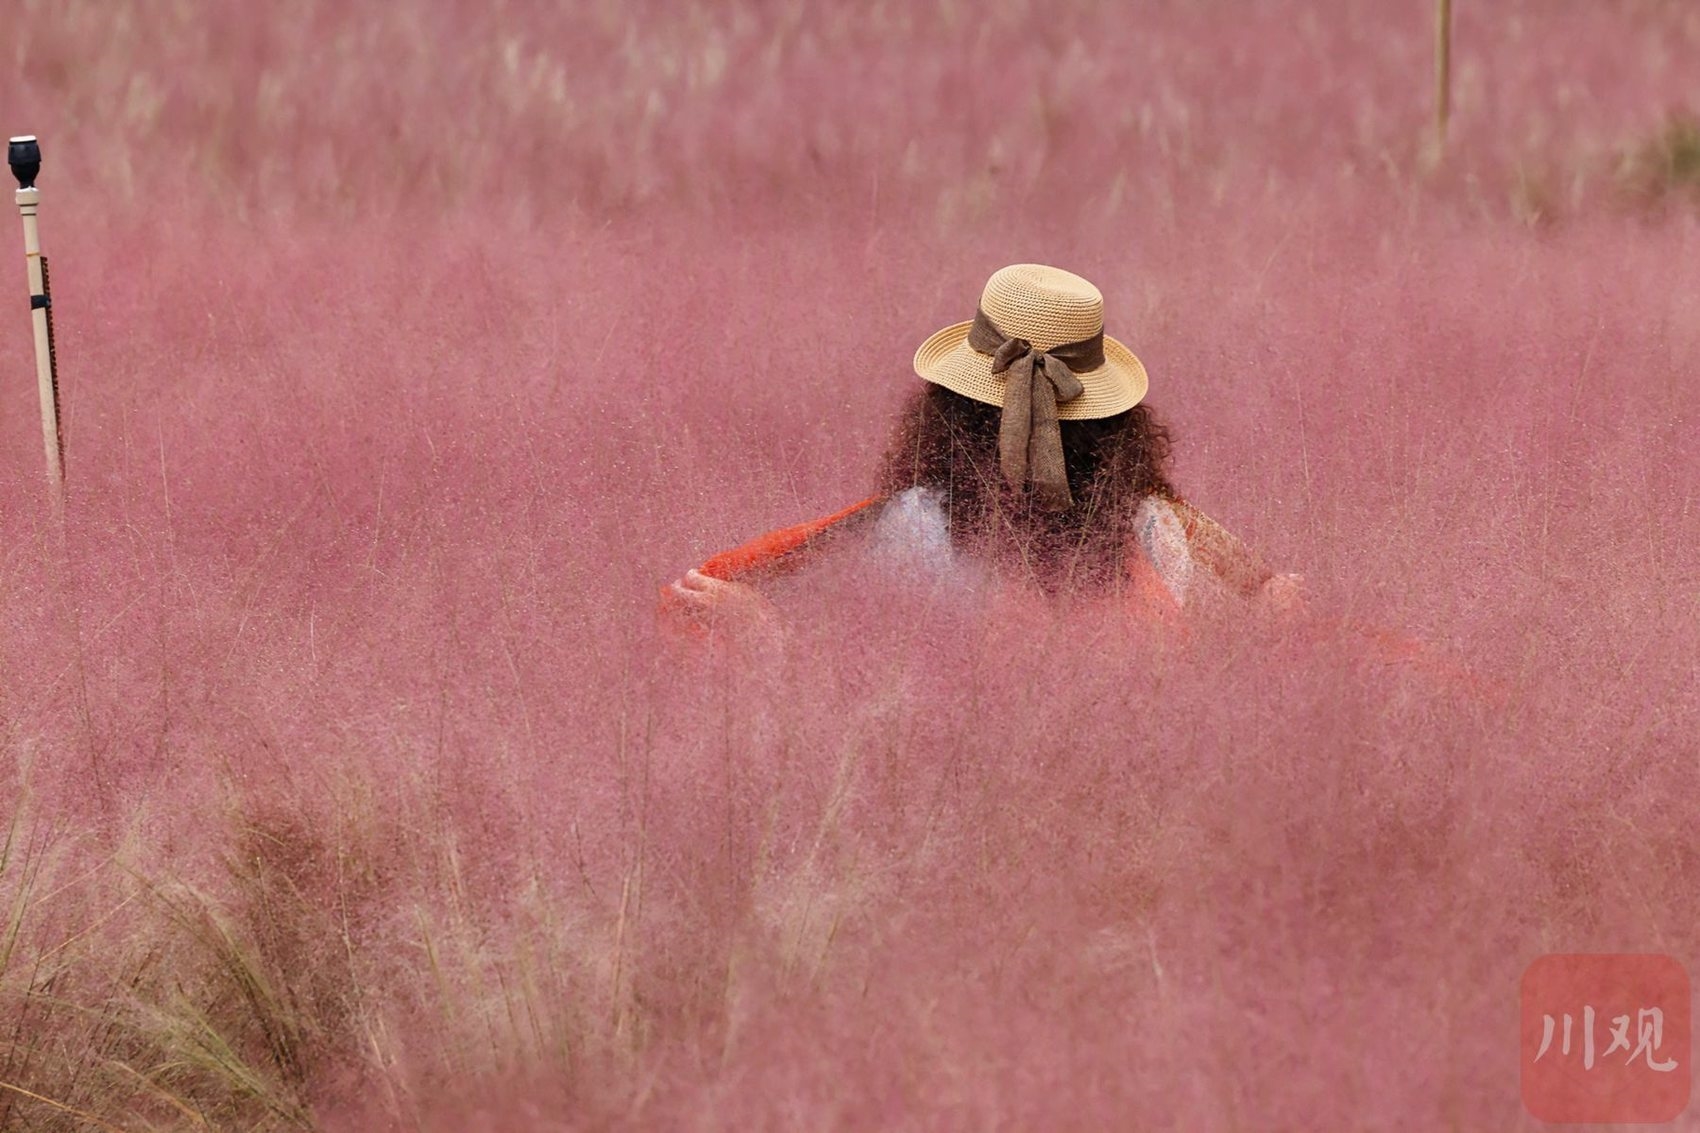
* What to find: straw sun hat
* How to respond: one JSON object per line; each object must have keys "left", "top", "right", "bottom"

{"left": 912, "top": 264, "right": 1148, "bottom": 510}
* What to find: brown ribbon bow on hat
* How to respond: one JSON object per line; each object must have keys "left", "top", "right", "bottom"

{"left": 966, "top": 307, "right": 1104, "bottom": 511}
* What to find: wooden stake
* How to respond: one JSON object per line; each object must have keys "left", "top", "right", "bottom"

{"left": 9, "top": 135, "right": 64, "bottom": 498}
{"left": 1434, "top": 0, "right": 1454, "bottom": 152}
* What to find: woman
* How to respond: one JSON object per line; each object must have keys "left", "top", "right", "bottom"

{"left": 662, "top": 264, "right": 1302, "bottom": 634}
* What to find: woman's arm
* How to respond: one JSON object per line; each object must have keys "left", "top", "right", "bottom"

{"left": 694, "top": 496, "right": 885, "bottom": 583}
{"left": 659, "top": 495, "right": 885, "bottom": 631}
{"left": 1167, "top": 497, "right": 1304, "bottom": 610}
{"left": 662, "top": 568, "right": 783, "bottom": 636}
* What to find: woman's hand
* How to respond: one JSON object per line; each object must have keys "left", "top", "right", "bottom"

{"left": 1260, "top": 572, "right": 1308, "bottom": 617}
{"left": 664, "top": 569, "right": 781, "bottom": 636}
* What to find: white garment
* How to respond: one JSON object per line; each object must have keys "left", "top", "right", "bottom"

{"left": 868, "top": 487, "right": 1195, "bottom": 605}
{"left": 869, "top": 486, "right": 955, "bottom": 570}
{"left": 1132, "top": 495, "right": 1195, "bottom": 606}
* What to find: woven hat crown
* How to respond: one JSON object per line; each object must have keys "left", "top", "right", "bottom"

{"left": 980, "top": 264, "right": 1104, "bottom": 351}
{"left": 912, "top": 262, "right": 1146, "bottom": 424}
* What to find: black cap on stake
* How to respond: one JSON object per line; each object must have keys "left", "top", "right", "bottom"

{"left": 9, "top": 136, "right": 41, "bottom": 189}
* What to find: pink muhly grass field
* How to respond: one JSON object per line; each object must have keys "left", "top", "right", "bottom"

{"left": 1, "top": 1, "right": 1698, "bottom": 1129}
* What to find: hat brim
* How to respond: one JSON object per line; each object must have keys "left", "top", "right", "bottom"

{"left": 912, "top": 321, "right": 1148, "bottom": 419}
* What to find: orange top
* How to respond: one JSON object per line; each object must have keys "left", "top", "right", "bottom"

{"left": 697, "top": 496, "right": 885, "bottom": 582}
{"left": 660, "top": 493, "right": 1503, "bottom": 704}
{"left": 660, "top": 491, "right": 1272, "bottom": 630}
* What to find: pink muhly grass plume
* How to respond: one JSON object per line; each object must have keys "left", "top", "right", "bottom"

{"left": 0, "top": 1, "right": 1697, "bottom": 1130}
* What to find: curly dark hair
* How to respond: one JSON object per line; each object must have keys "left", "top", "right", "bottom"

{"left": 875, "top": 382, "right": 1176, "bottom": 589}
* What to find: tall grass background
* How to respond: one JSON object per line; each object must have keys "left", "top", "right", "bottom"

{"left": 1, "top": 0, "right": 1698, "bottom": 1128}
